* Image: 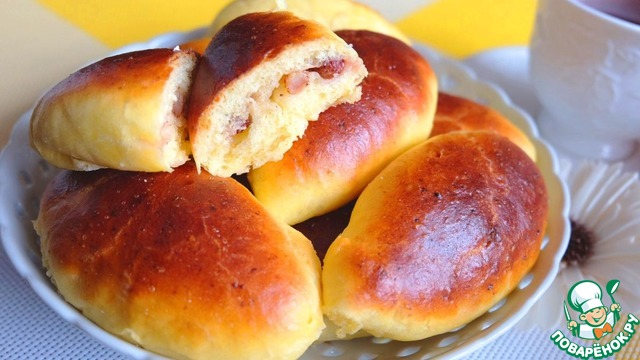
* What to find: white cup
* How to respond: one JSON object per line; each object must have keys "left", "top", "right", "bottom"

{"left": 530, "top": 0, "right": 640, "bottom": 161}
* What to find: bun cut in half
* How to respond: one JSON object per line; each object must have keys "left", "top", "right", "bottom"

{"left": 188, "top": 11, "right": 367, "bottom": 177}
{"left": 322, "top": 131, "right": 548, "bottom": 341}
{"left": 248, "top": 30, "right": 437, "bottom": 225}
{"left": 30, "top": 48, "right": 199, "bottom": 172}
{"left": 35, "top": 162, "right": 324, "bottom": 360}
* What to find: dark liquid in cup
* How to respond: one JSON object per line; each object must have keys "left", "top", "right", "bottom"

{"left": 580, "top": 0, "right": 640, "bottom": 25}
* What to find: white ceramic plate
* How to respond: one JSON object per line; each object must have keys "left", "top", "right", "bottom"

{"left": 0, "top": 30, "right": 570, "bottom": 360}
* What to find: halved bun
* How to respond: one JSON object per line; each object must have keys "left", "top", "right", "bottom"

{"left": 247, "top": 30, "right": 436, "bottom": 225}
{"left": 30, "top": 48, "right": 198, "bottom": 172}
{"left": 188, "top": 11, "right": 367, "bottom": 177}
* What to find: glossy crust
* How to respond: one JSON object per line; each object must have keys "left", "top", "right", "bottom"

{"left": 322, "top": 132, "right": 548, "bottom": 340}
{"left": 188, "top": 11, "right": 366, "bottom": 177}
{"left": 189, "top": 11, "right": 333, "bottom": 122}
{"left": 30, "top": 48, "right": 198, "bottom": 172}
{"left": 248, "top": 30, "right": 437, "bottom": 225}
{"left": 210, "top": 0, "right": 411, "bottom": 44}
{"left": 35, "top": 162, "right": 324, "bottom": 360}
{"left": 432, "top": 92, "right": 537, "bottom": 160}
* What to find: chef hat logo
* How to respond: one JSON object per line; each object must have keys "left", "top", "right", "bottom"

{"left": 568, "top": 280, "right": 605, "bottom": 313}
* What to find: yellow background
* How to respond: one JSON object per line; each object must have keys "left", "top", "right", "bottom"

{"left": 37, "top": 0, "right": 537, "bottom": 58}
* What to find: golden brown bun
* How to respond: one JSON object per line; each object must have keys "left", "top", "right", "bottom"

{"left": 35, "top": 162, "right": 324, "bottom": 360}
{"left": 30, "top": 48, "right": 198, "bottom": 172}
{"left": 248, "top": 30, "right": 437, "bottom": 225}
{"left": 188, "top": 11, "right": 367, "bottom": 177}
{"left": 210, "top": 0, "right": 411, "bottom": 44}
{"left": 432, "top": 92, "right": 537, "bottom": 160}
{"left": 322, "top": 132, "right": 548, "bottom": 341}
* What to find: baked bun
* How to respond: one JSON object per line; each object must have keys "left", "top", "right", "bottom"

{"left": 432, "top": 92, "right": 537, "bottom": 160}
{"left": 210, "top": 0, "right": 411, "bottom": 44}
{"left": 35, "top": 162, "right": 324, "bottom": 360}
{"left": 29, "top": 48, "right": 198, "bottom": 172}
{"left": 188, "top": 11, "right": 367, "bottom": 177}
{"left": 247, "top": 30, "right": 437, "bottom": 225}
{"left": 322, "top": 131, "right": 548, "bottom": 340}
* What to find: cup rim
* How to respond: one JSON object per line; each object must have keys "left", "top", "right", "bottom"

{"left": 567, "top": 0, "right": 640, "bottom": 33}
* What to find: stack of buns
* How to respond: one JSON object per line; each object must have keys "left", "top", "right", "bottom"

{"left": 30, "top": 1, "right": 549, "bottom": 359}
